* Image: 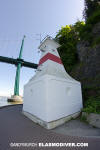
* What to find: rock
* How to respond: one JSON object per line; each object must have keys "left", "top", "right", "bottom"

{"left": 82, "top": 112, "right": 100, "bottom": 128}
{"left": 92, "top": 22, "right": 100, "bottom": 38}
{"left": 74, "top": 42, "right": 100, "bottom": 82}
{"left": 74, "top": 22, "right": 100, "bottom": 82}
{"left": 77, "top": 41, "right": 90, "bottom": 62}
{"left": 87, "top": 113, "right": 100, "bottom": 128}
{"left": 73, "top": 22, "right": 100, "bottom": 86}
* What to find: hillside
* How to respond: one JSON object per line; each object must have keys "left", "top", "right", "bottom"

{"left": 71, "top": 22, "right": 100, "bottom": 112}
{"left": 56, "top": 9, "right": 100, "bottom": 114}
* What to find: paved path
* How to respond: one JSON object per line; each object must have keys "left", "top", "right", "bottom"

{"left": 52, "top": 119, "right": 100, "bottom": 137}
{"left": 0, "top": 105, "right": 100, "bottom": 150}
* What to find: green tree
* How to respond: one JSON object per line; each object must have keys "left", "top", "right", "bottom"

{"left": 84, "top": 0, "right": 100, "bottom": 21}
{"left": 55, "top": 21, "right": 85, "bottom": 72}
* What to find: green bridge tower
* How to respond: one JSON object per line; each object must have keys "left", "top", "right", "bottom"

{"left": 8, "top": 36, "right": 26, "bottom": 102}
{"left": 14, "top": 35, "right": 25, "bottom": 96}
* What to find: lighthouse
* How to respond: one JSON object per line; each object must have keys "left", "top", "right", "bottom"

{"left": 23, "top": 36, "right": 83, "bottom": 129}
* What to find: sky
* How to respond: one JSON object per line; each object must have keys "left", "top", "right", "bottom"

{"left": 0, "top": 0, "right": 84, "bottom": 96}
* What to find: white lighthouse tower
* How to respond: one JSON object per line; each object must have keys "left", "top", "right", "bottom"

{"left": 23, "top": 36, "right": 83, "bottom": 129}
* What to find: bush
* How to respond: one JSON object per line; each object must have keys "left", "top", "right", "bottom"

{"left": 55, "top": 21, "right": 85, "bottom": 72}
{"left": 82, "top": 96, "right": 100, "bottom": 114}
{"left": 83, "top": 0, "right": 100, "bottom": 21}
{"left": 87, "top": 9, "right": 100, "bottom": 25}
{"left": 80, "top": 10, "right": 100, "bottom": 41}
{"left": 80, "top": 115, "right": 87, "bottom": 122}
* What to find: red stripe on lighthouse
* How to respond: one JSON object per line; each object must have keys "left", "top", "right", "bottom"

{"left": 39, "top": 53, "right": 62, "bottom": 66}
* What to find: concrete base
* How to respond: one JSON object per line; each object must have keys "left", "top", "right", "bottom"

{"left": 22, "top": 111, "right": 80, "bottom": 129}
{"left": 8, "top": 95, "right": 23, "bottom": 103}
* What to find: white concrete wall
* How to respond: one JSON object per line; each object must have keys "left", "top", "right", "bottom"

{"left": 23, "top": 76, "right": 48, "bottom": 121}
{"left": 46, "top": 75, "right": 82, "bottom": 122}
{"left": 23, "top": 75, "right": 83, "bottom": 122}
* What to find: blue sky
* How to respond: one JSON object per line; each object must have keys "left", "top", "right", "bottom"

{"left": 0, "top": 0, "right": 84, "bottom": 96}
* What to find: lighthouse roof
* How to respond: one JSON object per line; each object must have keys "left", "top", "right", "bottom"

{"left": 38, "top": 36, "right": 60, "bottom": 50}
